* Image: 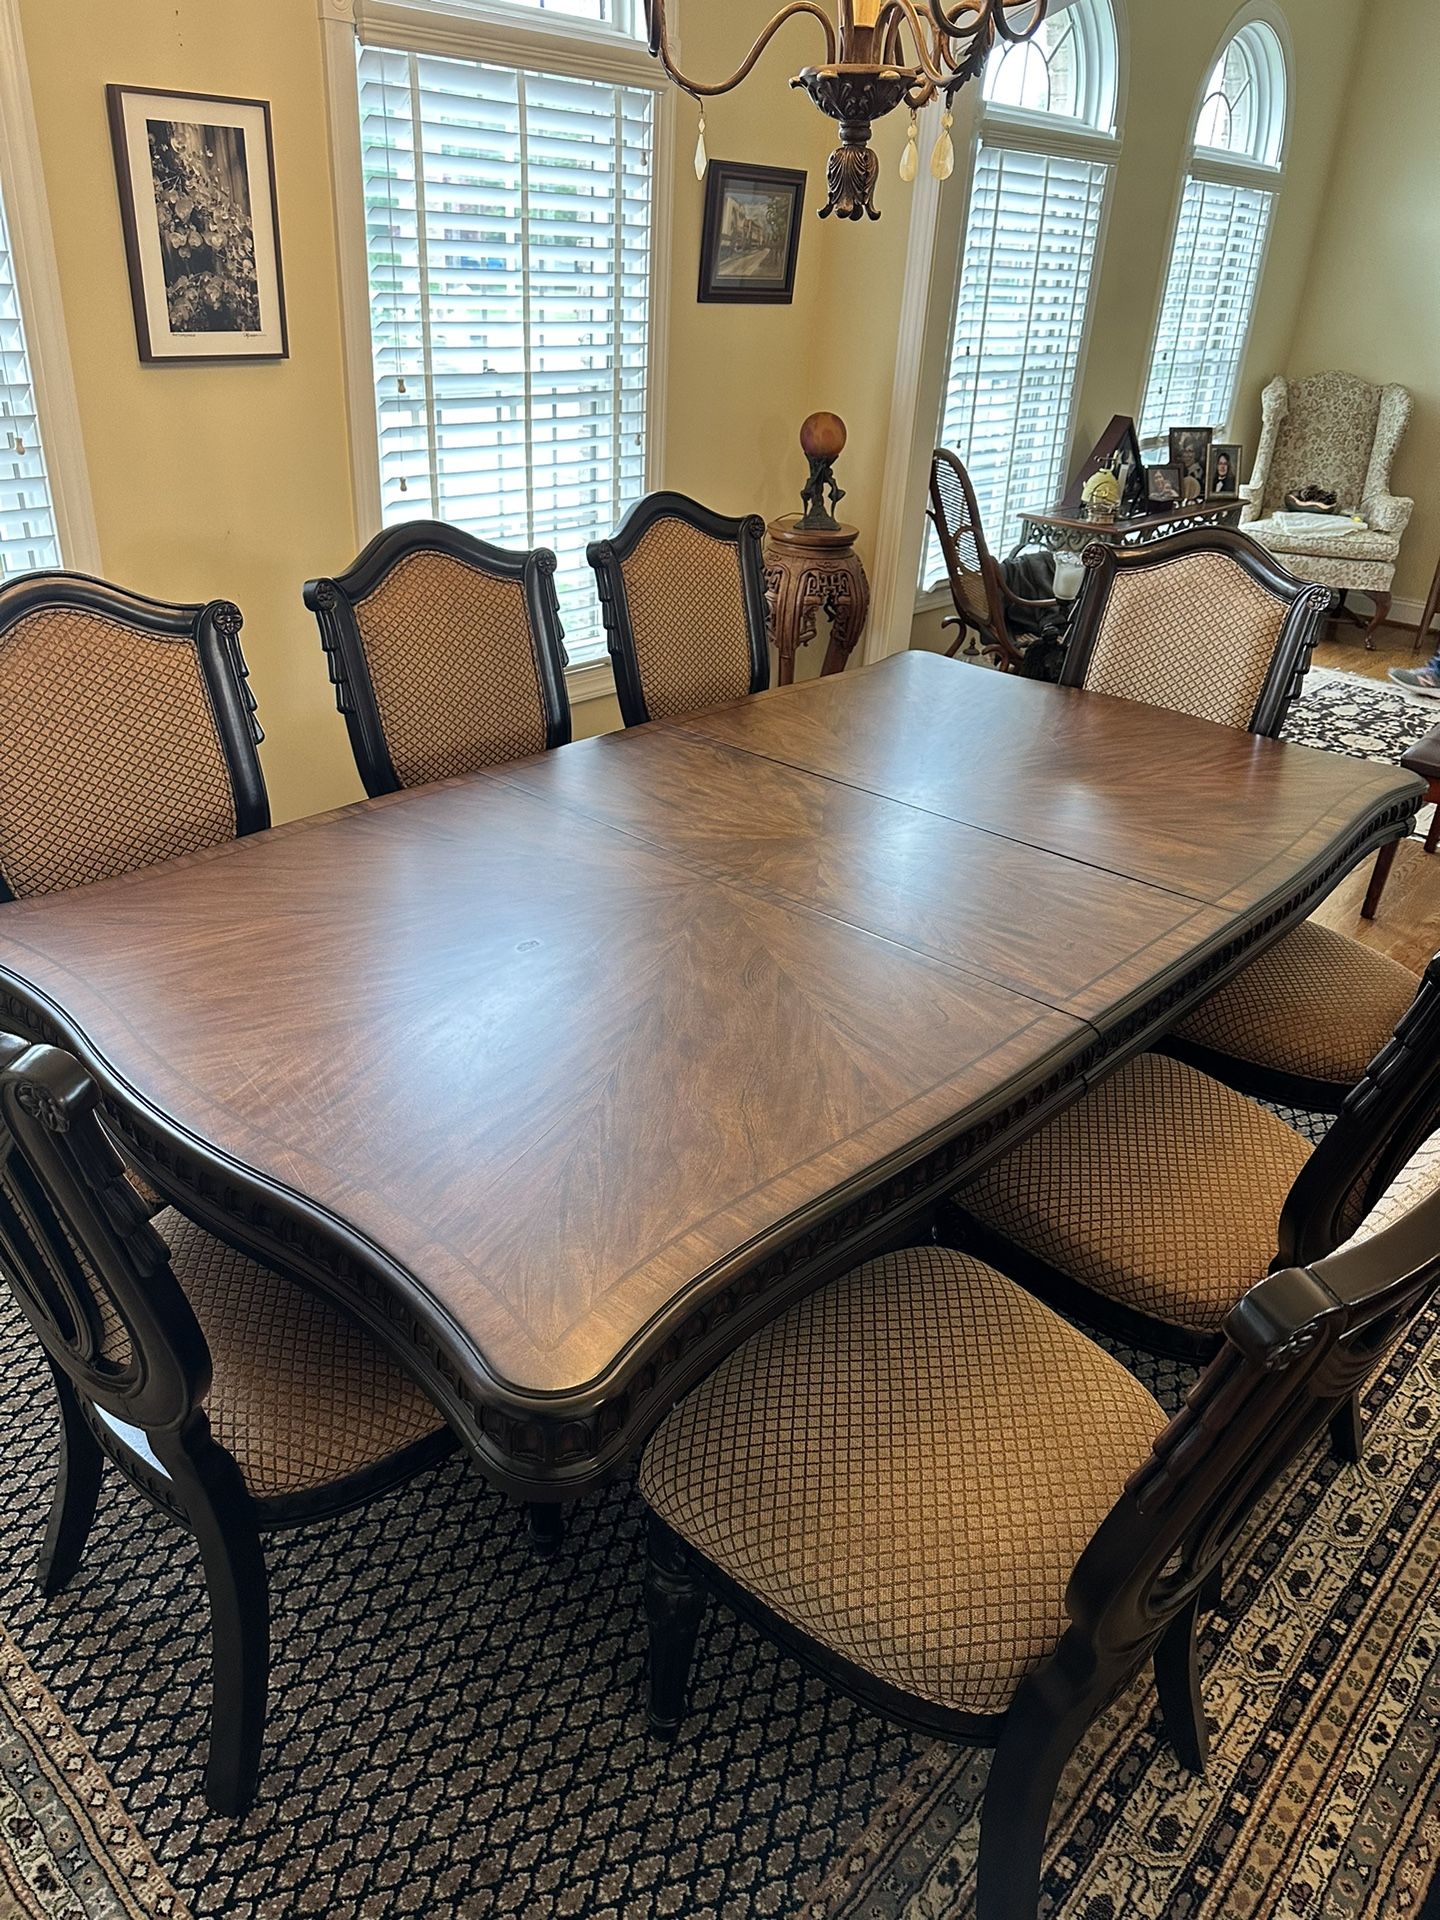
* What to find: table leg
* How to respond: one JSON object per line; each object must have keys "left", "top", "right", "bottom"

{"left": 820, "top": 557, "right": 871, "bottom": 676}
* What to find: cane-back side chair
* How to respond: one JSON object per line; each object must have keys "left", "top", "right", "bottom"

{"left": 304, "top": 521, "right": 571, "bottom": 797}
{"left": 946, "top": 952, "right": 1440, "bottom": 1459}
{"left": 639, "top": 1181, "right": 1440, "bottom": 1920}
{"left": 0, "top": 1037, "right": 455, "bottom": 1814}
{"left": 1061, "top": 529, "right": 1417, "bottom": 1110}
{"left": 586, "top": 492, "right": 769, "bottom": 728}
{"left": 0, "top": 571, "right": 268, "bottom": 901}
{"left": 928, "top": 449, "right": 1059, "bottom": 673}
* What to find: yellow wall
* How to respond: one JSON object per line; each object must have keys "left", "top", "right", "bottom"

{"left": 1287, "top": 0, "right": 1440, "bottom": 610}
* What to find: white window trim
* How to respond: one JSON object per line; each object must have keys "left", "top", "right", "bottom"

{"left": 1135, "top": 0, "right": 1292, "bottom": 448}
{"left": 0, "top": 0, "right": 100, "bottom": 574}
{"left": 317, "top": 0, "right": 673, "bottom": 703}
{"left": 912, "top": 0, "right": 1123, "bottom": 605}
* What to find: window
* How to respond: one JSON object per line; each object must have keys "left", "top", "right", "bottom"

{"left": 351, "top": 1, "right": 658, "bottom": 661}
{"left": 926, "top": 0, "right": 1119, "bottom": 585}
{"left": 0, "top": 170, "right": 62, "bottom": 579}
{"left": 1139, "top": 19, "right": 1287, "bottom": 442}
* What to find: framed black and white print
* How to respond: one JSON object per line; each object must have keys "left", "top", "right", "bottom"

{"left": 698, "top": 161, "right": 806, "bottom": 305}
{"left": 107, "top": 86, "right": 288, "bottom": 362}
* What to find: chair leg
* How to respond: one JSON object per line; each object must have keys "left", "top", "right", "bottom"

{"left": 1425, "top": 784, "right": 1440, "bottom": 856}
{"left": 1362, "top": 841, "right": 1399, "bottom": 921}
{"left": 644, "top": 1517, "right": 707, "bottom": 1741}
{"left": 525, "top": 1502, "right": 566, "bottom": 1559}
{"left": 1330, "top": 1392, "right": 1363, "bottom": 1467}
{"left": 1363, "top": 591, "right": 1392, "bottom": 651}
{"left": 1154, "top": 1595, "right": 1209, "bottom": 1775}
{"left": 37, "top": 1366, "right": 103, "bottom": 1597}
{"left": 976, "top": 1667, "right": 1105, "bottom": 1920}
{"left": 189, "top": 1493, "right": 270, "bottom": 1816}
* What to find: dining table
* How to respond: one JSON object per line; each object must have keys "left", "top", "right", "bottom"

{"left": 0, "top": 650, "right": 1421, "bottom": 1500}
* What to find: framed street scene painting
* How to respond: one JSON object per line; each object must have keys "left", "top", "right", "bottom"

{"left": 698, "top": 161, "right": 806, "bottom": 305}
{"left": 107, "top": 86, "right": 288, "bottom": 362}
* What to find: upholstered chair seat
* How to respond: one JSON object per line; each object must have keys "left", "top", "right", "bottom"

{"left": 1172, "top": 921, "right": 1419, "bottom": 1095}
{"left": 151, "top": 1210, "right": 446, "bottom": 1502}
{"left": 960, "top": 1055, "right": 1311, "bottom": 1338}
{"left": 640, "top": 1247, "right": 1164, "bottom": 1717}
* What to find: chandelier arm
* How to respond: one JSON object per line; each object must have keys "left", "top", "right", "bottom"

{"left": 874, "top": 0, "right": 952, "bottom": 85}
{"left": 644, "top": 0, "right": 837, "bottom": 98}
{"left": 991, "top": 0, "right": 1048, "bottom": 44}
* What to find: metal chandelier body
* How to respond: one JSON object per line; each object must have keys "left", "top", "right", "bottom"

{"left": 642, "top": 0, "right": 1049, "bottom": 221}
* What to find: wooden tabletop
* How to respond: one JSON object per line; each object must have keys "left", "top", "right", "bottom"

{"left": 0, "top": 652, "right": 1419, "bottom": 1492}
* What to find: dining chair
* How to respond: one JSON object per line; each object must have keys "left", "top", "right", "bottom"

{"left": 638, "top": 1187, "right": 1440, "bottom": 1920}
{"left": 928, "top": 448, "right": 1060, "bottom": 674}
{"left": 1062, "top": 528, "right": 1418, "bottom": 1112}
{"left": 0, "top": 1036, "right": 456, "bottom": 1815}
{"left": 304, "top": 521, "right": 571, "bottom": 796}
{"left": 0, "top": 570, "right": 268, "bottom": 900}
{"left": 945, "top": 951, "right": 1440, "bottom": 1461}
{"left": 586, "top": 492, "right": 769, "bottom": 728}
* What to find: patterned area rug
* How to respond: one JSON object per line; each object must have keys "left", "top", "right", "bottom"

{"left": 0, "top": 671, "right": 1436, "bottom": 1920}
{"left": 1284, "top": 667, "right": 1435, "bottom": 836}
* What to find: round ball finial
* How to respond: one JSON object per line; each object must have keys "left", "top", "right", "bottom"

{"left": 800, "top": 411, "right": 847, "bottom": 462}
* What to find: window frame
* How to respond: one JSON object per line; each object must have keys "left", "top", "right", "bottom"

{"left": 0, "top": 0, "right": 99, "bottom": 577}
{"left": 921, "top": 0, "right": 1123, "bottom": 597}
{"left": 319, "top": 0, "right": 673, "bottom": 696}
{"left": 1137, "top": 6, "right": 1291, "bottom": 450}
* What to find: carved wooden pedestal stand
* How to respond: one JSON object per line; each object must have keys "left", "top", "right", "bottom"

{"left": 763, "top": 517, "right": 871, "bottom": 686}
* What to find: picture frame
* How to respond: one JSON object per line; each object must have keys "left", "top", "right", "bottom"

{"left": 107, "top": 84, "right": 288, "bottom": 362}
{"left": 1169, "top": 427, "right": 1213, "bottom": 507}
{"left": 1060, "top": 414, "right": 1147, "bottom": 516}
{"left": 698, "top": 161, "right": 807, "bottom": 306}
{"left": 1207, "top": 442, "right": 1243, "bottom": 500}
{"left": 1146, "top": 465, "right": 1182, "bottom": 512}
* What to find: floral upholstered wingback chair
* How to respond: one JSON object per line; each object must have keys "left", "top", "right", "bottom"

{"left": 1241, "top": 371, "right": 1414, "bottom": 647}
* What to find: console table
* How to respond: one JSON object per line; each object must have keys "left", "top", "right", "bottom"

{"left": 1015, "top": 498, "right": 1245, "bottom": 556}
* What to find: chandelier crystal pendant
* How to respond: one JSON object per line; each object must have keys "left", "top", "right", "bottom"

{"left": 642, "top": 0, "right": 1048, "bottom": 222}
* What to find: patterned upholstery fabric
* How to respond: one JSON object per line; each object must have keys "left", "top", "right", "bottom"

{"left": 1175, "top": 921, "right": 1418, "bottom": 1084}
{"left": 154, "top": 1209, "right": 445, "bottom": 1499}
{"left": 0, "top": 607, "right": 237, "bottom": 898}
{"left": 619, "top": 518, "right": 754, "bottom": 722}
{"left": 352, "top": 550, "right": 548, "bottom": 787}
{"left": 961, "top": 1054, "right": 1313, "bottom": 1334}
{"left": 640, "top": 1247, "right": 1164, "bottom": 1717}
{"left": 1241, "top": 374, "right": 1414, "bottom": 597}
{"left": 1350, "top": 1129, "right": 1440, "bottom": 1246}
{"left": 1081, "top": 552, "right": 1287, "bottom": 729}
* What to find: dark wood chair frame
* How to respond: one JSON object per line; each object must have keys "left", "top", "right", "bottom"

{"left": 586, "top": 491, "right": 770, "bottom": 729}
{"left": 1059, "top": 527, "right": 1332, "bottom": 739}
{"left": 943, "top": 952, "right": 1440, "bottom": 1464}
{"left": 645, "top": 1179, "right": 1440, "bottom": 1920}
{"left": 303, "top": 520, "right": 572, "bottom": 798}
{"left": 927, "top": 449, "right": 1061, "bottom": 675}
{"left": 0, "top": 1036, "right": 456, "bottom": 1815}
{"left": 0, "top": 570, "right": 269, "bottom": 903}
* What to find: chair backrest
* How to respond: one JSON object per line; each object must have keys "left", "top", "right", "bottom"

{"left": 0, "top": 572, "right": 268, "bottom": 900}
{"left": 1069, "top": 1174, "right": 1440, "bottom": 1678}
{"left": 927, "top": 449, "right": 1018, "bottom": 668}
{"left": 1278, "top": 953, "right": 1440, "bottom": 1268}
{"left": 586, "top": 492, "right": 769, "bottom": 728}
{"left": 1258, "top": 371, "right": 1412, "bottom": 521}
{"left": 1060, "top": 528, "right": 1330, "bottom": 737}
{"left": 304, "top": 522, "right": 571, "bottom": 797}
{"left": 0, "top": 1035, "right": 210, "bottom": 1451}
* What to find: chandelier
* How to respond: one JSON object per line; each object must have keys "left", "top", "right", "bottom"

{"left": 642, "top": 0, "right": 1048, "bottom": 222}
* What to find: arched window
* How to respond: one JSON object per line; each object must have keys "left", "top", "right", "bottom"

{"left": 926, "top": 0, "right": 1121, "bottom": 584}
{"left": 1139, "top": 18, "right": 1288, "bottom": 442}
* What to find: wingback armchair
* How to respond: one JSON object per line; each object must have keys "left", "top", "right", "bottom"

{"left": 1241, "top": 371, "right": 1414, "bottom": 647}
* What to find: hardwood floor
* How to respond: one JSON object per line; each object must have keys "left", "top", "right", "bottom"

{"left": 1309, "top": 618, "right": 1440, "bottom": 973}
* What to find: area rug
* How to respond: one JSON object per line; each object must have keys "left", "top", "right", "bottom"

{"left": 0, "top": 1623, "right": 187, "bottom": 1919}
{"left": 1285, "top": 667, "right": 1435, "bottom": 842}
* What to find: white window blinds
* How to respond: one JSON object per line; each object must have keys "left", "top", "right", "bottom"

{"left": 0, "top": 177, "right": 61, "bottom": 580}
{"left": 357, "top": 43, "right": 655, "bottom": 660}
{"left": 928, "top": 144, "right": 1110, "bottom": 583}
{"left": 1139, "top": 175, "right": 1273, "bottom": 440}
